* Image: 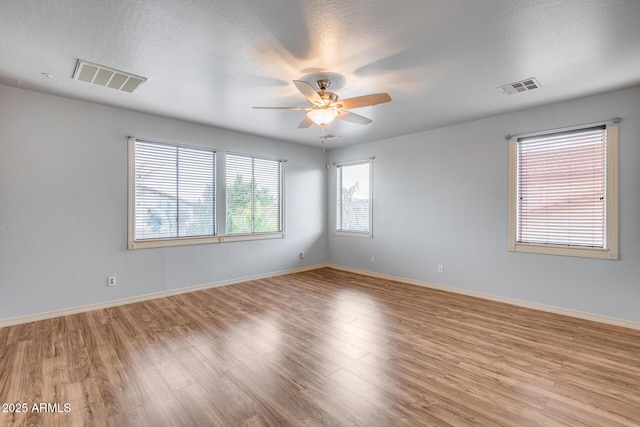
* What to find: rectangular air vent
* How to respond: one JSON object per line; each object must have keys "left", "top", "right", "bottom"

{"left": 318, "top": 134, "right": 340, "bottom": 140}
{"left": 499, "top": 78, "right": 540, "bottom": 95}
{"left": 72, "top": 59, "right": 147, "bottom": 93}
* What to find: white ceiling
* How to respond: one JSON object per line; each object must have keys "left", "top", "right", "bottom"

{"left": 1, "top": 0, "right": 639, "bottom": 149}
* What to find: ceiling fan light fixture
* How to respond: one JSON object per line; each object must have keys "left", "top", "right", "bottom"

{"left": 307, "top": 108, "right": 339, "bottom": 126}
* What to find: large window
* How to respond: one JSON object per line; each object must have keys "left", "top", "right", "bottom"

{"left": 129, "top": 138, "right": 216, "bottom": 248}
{"left": 128, "top": 138, "right": 285, "bottom": 249}
{"left": 508, "top": 124, "right": 618, "bottom": 259}
{"left": 335, "top": 160, "right": 373, "bottom": 238}
{"left": 226, "top": 153, "right": 284, "bottom": 235}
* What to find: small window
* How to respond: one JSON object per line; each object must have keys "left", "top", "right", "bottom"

{"left": 225, "top": 153, "right": 284, "bottom": 236}
{"left": 128, "top": 138, "right": 216, "bottom": 249}
{"left": 335, "top": 160, "right": 373, "bottom": 238}
{"left": 508, "top": 124, "right": 618, "bottom": 259}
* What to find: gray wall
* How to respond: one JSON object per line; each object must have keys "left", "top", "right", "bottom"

{"left": 2, "top": 84, "right": 639, "bottom": 323}
{"left": 328, "top": 85, "right": 640, "bottom": 322}
{"left": 0, "top": 85, "right": 328, "bottom": 320}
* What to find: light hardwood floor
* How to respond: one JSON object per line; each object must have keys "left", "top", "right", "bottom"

{"left": 1, "top": 267, "right": 640, "bottom": 426}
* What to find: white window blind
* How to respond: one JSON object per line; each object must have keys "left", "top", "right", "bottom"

{"left": 132, "top": 139, "right": 215, "bottom": 240}
{"left": 226, "top": 153, "right": 283, "bottom": 234}
{"left": 336, "top": 160, "right": 372, "bottom": 236}
{"left": 516, "top": 126, "right": 607, "bottom": 248}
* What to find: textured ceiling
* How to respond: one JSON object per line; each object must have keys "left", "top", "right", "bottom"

{"left": 1, "top": 0, "right": 640, "bottom": 148}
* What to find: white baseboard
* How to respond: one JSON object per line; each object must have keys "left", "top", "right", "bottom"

{"left": 4, "top": 262, "right": 637, "bottom": 332}
{"left": 327, "top": 264, "right": 640, "bottom": 331}
{"left": 0, "top": 263, "right": 330, "bottom": 328}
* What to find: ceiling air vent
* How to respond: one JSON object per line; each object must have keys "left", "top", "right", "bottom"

{"left": 319, "top": 134, "right": 340, "bottom": 140}
{"left": 499, "top": 78, "right": 540, "bottom": 95}
{"left": 72, "top": 59, "right": 147, "bottom": 93}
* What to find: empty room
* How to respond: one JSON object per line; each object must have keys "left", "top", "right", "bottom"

{"left": 2, "top": 1, "right": 640, "bottom": 425}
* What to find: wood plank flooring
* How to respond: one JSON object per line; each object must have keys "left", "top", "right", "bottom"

{"left": 1, "top": 267, "right": 640, "bottom": 426}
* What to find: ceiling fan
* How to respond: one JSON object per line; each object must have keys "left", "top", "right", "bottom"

{"left": 253, "top": 79, "right": 391, "bottom": 129}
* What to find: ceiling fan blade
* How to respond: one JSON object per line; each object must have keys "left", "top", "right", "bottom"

{"left": 253, "top": 106, "right": 311, "bottom": 110}
{"left": 338, "top": 93, "right": 391, "bottom": 109}
{"left": 293, "top": 80, "right": 324, "bottom": 105}
{"left": 337, "top": 110, "right": 372, "bottom": 125}
{"left": 298, "top": 116, "right": 314, "bottom": 128}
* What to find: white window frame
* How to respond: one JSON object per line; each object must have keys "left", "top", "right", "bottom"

{"left": 334, "top": 159, "right": 373, "bottom": 238}
{"left": 507, "top": 124, "right": 618, "bottom": 259}
{"left": 128, "top": 138, "right": 286, "bottom": 249}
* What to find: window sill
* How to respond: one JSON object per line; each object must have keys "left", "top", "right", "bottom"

{"left": 509, "top": 242, "right": 617, "bottom": 260}
{"left": 220, "top": 232, "right": 285, "bottom": 243}
{"left": 333, "top": 230, "right": 373, "bottom": 239}
{"left": 128, "top": 232, "right": 285, "bottom": 249}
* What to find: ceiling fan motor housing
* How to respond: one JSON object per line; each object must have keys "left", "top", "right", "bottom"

{"left": 320, "top": 92, "right": 338, "bottom": 104}
{"left": 315, "top": 79, "right": 338, "bottom": 105}
{"left": 316, "top": 79, "right": 331, "bottom": 90}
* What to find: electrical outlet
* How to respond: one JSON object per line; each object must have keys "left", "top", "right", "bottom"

{"left": 299, "top": 251, "right": 305, "bottom": 259}
{"left": 107, "top": 276, "right": 117, "bottom": 287}
{"left": 437, "top": 265, "right": 444, "bottom": 274}
{"left": 371, "top": 256, "right": 375, "bottom": 263}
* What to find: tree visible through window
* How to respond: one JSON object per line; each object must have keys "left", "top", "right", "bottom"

{"left": 128, "top": 138, "right": 286, "bottom": 249}
{"left": 336, "top": 160, "right": 372, "bottom": 237}
{"left": 226, "top": 154, "right": 283, "bottom": 234}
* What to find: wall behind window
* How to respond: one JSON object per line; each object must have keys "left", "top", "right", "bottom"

{"left": 327, "top": 85, "right": 640, "bottom": 322}
{"left": 0, "top": 85, "right": 328, "bottom": 320}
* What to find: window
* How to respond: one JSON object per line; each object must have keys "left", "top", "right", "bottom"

{"left": 508, "top": 124, "right": 618, "bottom": 259}
{"left": 128, "top": 138, "right": 216, "bottom": 248}
{"left": 128, "top": 138, "right": 285, "bottom": 249}
{"left": 335, "top": 160, "right": 373, "bottom": 237}
{"left": 226, "top": 153, "right": 284, "bottom": 236}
